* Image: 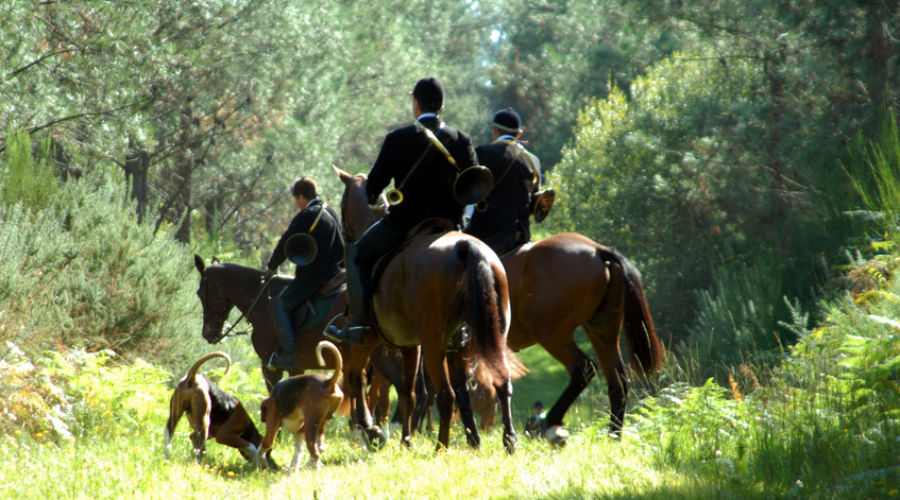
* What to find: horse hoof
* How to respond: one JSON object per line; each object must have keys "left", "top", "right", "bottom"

{"left": 503, "top": 433, "right": 517, "bottom": 454}
{"left": 464, "top": 429, "right": 481, "bottom": 449}
{"left": 545, "top": 426, "right": 568, "bottom": 447}
{"left": 364, "top": 426, "right": 388, "bottom": 450}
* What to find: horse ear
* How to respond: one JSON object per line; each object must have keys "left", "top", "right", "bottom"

{"left": 211, "top": 256, "right": 220, "bottom": 264}
{"left": 194, "top": 254, "right": 205, "bottom": 274}
{"left": 333, "top": 164, "right": 351, "bottom": 183}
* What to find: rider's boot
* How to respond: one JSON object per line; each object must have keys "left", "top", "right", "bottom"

{"left": 268, "top": 297, "right": 297, "bottom": 370}
{"left": 326, "top": 244, "right": 370, "bottom": 345}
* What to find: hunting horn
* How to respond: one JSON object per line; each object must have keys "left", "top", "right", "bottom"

{"left": 453, "top": 165, "right": 494, "bottom": 206}
{"left": 285, "top": 233, "right": 318, "bottom": 266}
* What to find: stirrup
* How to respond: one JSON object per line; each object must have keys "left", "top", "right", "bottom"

{"left": 267, "top": 351, "right": 296, "bottom": 371}
{"left": 325, "top": 324, "right": 369, "bottom": 345}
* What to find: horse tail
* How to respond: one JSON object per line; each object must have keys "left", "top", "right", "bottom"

{"left": 315, "top": 340, "right": 343, "bottom": 392}
{"left": 456, "top": 238, "right": 510, "bottom": 383}
{"left": 186, "top": 351, "right": 232, "bottom": 384}
{"left": 596, "top": 248, "right": 664, "bottom": 376}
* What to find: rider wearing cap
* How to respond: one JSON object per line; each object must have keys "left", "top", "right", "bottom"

{"left": 265, "top": 176, "right": 344, "bottom": 369}
{"left": 465, "top": 107, "right": 541, "bottom": 254}
{"left": 327, "top": 77, "right": 478, "bottom": 345}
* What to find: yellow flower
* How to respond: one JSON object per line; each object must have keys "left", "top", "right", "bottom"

{"left": 227, "top": 471, "right": 235, "bottom": 477}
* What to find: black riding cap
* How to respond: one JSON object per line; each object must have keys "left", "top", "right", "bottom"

{"left": 493, "top": 107, "right": 522, "bottom": 133}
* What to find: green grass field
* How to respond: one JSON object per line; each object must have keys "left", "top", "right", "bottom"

{"left": 2, "top": 312, "right": 898, "bottom": 500}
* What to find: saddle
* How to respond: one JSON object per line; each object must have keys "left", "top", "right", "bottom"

{"left": 290, "top": 271, "right": 346, "bottom": 332}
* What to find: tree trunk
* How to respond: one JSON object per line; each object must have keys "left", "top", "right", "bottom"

{"left": 124, "top": 149, "right": 149, "bottom": 223}
{"left": 174, "top": 104, "right": 194, "bottom": 244}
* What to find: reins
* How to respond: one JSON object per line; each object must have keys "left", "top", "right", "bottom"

{"left": 217, "top": 274, "right": 273, "bottom": 340}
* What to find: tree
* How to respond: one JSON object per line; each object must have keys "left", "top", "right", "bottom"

{"left": 546, "top": 53, "right": 770, "bottom": 339}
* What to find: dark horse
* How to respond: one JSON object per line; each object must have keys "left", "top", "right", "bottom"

{"left": 502, "top": 233, "right": 664, "bottom": 442}
{"left": 193, "top": 255, "right": 349, "bottom": 391}
{"left": 334, "top": 166, "right": 516, "bottom": 452}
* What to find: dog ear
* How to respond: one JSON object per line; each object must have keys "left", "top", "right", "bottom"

{"left": 194, "top": 254, "right": 205, "bottom": 274}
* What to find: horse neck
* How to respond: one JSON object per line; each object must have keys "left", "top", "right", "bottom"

{"left": 220, "top": 263, "right": 268, "bottom": 317}
{"left": 343, "top": 182, "right": 382, "bottom": 242}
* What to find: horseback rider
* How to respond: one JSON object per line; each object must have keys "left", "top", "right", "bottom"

{"left": 264, "top": 176, "right": 344, "bottom": 369}
{"left": 327, "top": 77, "right": 478, "bottom": 345}
{"left": 464, "top": 107, "right": 541, "bottom": 254}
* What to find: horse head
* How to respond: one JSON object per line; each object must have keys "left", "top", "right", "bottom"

{"left": 194, "top": 254, "right": 231, "bottom": 344}
{"left": 333, "top": 165, "right": 386, "bottom": 243}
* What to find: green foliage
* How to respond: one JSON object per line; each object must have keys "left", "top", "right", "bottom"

{"left": 546, "top": 52, "right": 770, "bottom": 339}
{"left": 0, "top": 168, "right": 205, "bottom": 365}
{"left": 845, "top": 114, "right": 900, "bottom": 243}
{"left": 676, "top": 262, "right": 801, "bottom": 383}
{"left": 626, "top": 291, "right": 900, "bottom": 499}
{"left": 1, "top": 129, "right": 59, "bottom": 211}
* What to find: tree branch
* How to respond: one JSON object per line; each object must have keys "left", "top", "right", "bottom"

{"left": 7, "top": 48, "right": 78, "bottom": 80}
{"left": 0, "top": 98, "right": 150, "bottom": 153}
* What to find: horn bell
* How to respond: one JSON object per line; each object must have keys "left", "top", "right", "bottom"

{"left": 285, "top": 233, "right": 318, "bottom": 266}
{"left": 454, "top": 165, "right": 493, "bottom": 205}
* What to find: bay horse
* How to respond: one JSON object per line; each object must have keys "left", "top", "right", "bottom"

{"left": 501, "top": 233, "right": 664, "bottom": 442}
{"left": 334, "top": 166, "right": 516, "bottom": 452}
{"left": 193, "top": 255, "right": 349, "bottom": 391}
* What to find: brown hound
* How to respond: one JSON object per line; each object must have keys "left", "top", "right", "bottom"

{"left": 259, "top": 340, "right": 343, "bottom": 471}
{"left": 164, "top": 351, "right": 274, "bottom": 467}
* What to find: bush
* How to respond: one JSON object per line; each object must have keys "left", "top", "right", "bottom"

{"left": 0, "top": 165, "right": 206, "bottom": 367}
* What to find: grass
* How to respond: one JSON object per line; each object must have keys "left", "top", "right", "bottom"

{"left": 3, "top": 311, "right": 897, "bottom": 500}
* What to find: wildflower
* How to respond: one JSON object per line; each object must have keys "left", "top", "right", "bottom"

{"left": 227, "top": 471, "right": 235, "bottom": 477}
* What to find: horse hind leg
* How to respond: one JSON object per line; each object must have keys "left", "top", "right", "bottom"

{"left": 544, "top": 342, "right": 598, "bottom": 444}
{"left": 583, "top": 258, "right": 630, "bottom": 435}
{"left": 584, "top": 306, "right": 629, "bottom": 435}
{"left": 397, "top": 347, "right": 420, "bottom": 448}
{"left": 585, "top": 323, "right": 629, "bottom": 435}
{"left": 423, "top": 351, "right": 455, "bottom": 451}
{"left": 448, "top": 351, "right": 480, "bottom": 448}
{"left": 494, "top": 374, "right": 516, "bottom": 453}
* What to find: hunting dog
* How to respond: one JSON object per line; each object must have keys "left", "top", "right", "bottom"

{"left": 164, "top": 351, "right": 274, "bottom": 467}
{"left": 259, "top": 340, "right": 343, "bottom": 471}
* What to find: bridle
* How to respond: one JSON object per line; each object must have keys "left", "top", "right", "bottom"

{"left": 199, "top": 269, "right": 272, "bottom": 343}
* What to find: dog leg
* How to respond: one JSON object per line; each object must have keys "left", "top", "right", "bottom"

{"left": 240, "top": 443, "right": 260, "bottom": 468}
{"left": 290, "top": 434, "right": 304, "bottom": 473}
{"left": 164, "top": 390, "right": 188, "bottom": 459}
{"left": 258, "top": 397, "right": 282, "bottom": 471}
{"left": 305, "top": 420, "right": 322, "bottom": 470}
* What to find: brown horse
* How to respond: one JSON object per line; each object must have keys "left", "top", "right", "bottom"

{"left": 501, "top": 233, "right": 664, "bottom": 442}
{"left": 193, "top": 255, "right": 349, "bottom": 391}
{"left": 334, "top": 166, "right": 516, "bottom": 452}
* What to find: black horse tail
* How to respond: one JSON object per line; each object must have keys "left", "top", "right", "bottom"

{"left": 597, "top": 248, "right": 664, "bottom": 376}
{"left": 456, "top": 238, "right": 510, "bottom": 383}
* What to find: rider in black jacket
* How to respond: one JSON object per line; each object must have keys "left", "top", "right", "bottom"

{"left": 265, "top": 177, "right": 344, "bottom": 369}
{"left": 465, "top": 107, "right": 541, "bottom": 254}
{"left": 327, "top": 77, "right": 478, "bottom": 345}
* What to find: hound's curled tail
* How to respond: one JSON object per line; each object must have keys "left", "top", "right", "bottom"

{"left": 187, "top": 351, "right": 232, "bottom": 384}
{"left": 315, "top": 340, "right": 343, "bottom": 392}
